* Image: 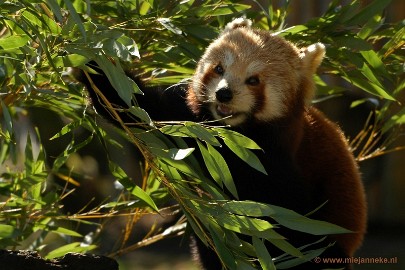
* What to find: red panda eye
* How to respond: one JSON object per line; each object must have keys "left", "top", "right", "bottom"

{"left": 214, "top": 64, "right": 224, "bottom": 75}
{"left": 246, "top": 76, "right": 260, "bottom": 86}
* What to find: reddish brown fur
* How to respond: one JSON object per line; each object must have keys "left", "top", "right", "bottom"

{"left": 247, "top": 80, "right": 266, "bottom": 115}
{"left": 188, "top": 18, "right": 367, "bottom": 262}
{"left": 297, "top": 108, "right": 367, "bottom": 256}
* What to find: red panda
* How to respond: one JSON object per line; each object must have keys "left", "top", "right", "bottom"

{"left": 76, "top": 18, "right": 367, "bottom": 269}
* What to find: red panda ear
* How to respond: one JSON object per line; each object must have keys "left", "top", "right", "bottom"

{"left": 299, "top": 43, "right": 326, "bottom": 105}
{"left": 223, "top": 18, "right": 252, "bottom": 33}
{"left": 300, "top": 43, "right": 325, "bottom": 74}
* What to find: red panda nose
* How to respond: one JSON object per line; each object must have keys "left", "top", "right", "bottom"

{"left": 216, "top": 87, "right": 233, "bottom": 103}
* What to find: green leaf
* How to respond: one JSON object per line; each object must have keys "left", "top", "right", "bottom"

{"left": 1, "top": 101, "right": 13, "bottom": 134}
{"left": 382, "top": 106, "right": 405, "bottom": 134}
{"left": 158, "top": 156, "right": 200, "bottom": 179}
{"left": 206, "top": 143, "right": 238, "bottom": 199}
{"left": 360, "top": 62, "right": 384, "bottom": 89}
{"left": 197, "top": 141, "right": 223, "bottom": 188}
{"left": 253, "top": 237, "right": 276, "bottom": 270}
{"left": 343, "top": 74, "right": 395, "bottom": 101}
{"left": 50, "top": 119, "right": 83, "bottom": 140}
{"left": 0, "top": 224, "right": 15, "bottom": 239}
{"left": 0, "top": 35, "right": 29, "bottom": 50}
{"left": 160, "top": 122, "right": 221, "bottom": 146}
{"left": 215, "top": 213, "right": 278, "bottom": 238}
{"left": 21, "top": 10, "right": 61, "bottom": 35}
{"left": 64, "top": 0, "right": 86, "bottom": 40}
{"left": 276, "top": 25, "right": 308, "bottom": 36}
{"left": 214, "top": 127, "right": 262, "bottom": 150}
{"left": 109, "top": 161, "right": 158, "bottom": 211}
{"left": 223, "top": 138, "right": 267, "bottom": 175}
{"left": 184, "top": 122, "right": 220, "bottom": 146}
{"left": 275, "top": 245, "right": 328, "bottom": 269}
{"left": 195, "top": 3, "right": 250, "bottom": 16}
{"left": 345, "top": 0, "right": 392, "bottom": 26}
{"left": 52, "top": 135, "right": 94, "bottom": 171}
{"left": 268, "top": 238, "right": 303, "bottom": 258}
{"left": 360, "top": 50, "right": 389, "bottom": 78}
{"left": 223, "top": 201, "right": 352, "bottom": 235}
{"left": 236, "top": 260, "right": 257, "bottom": 270}
{"left": 131, "top": 185, "right": 159, "bottom": 212}
{"left": 46, "top": 225, "right": 83, "bottom": 237}
{"left": 157, "top": 18, "right": 183, "bottom": 35}
{"left": 128, "top": 106, "right": 155, "bottom": 127}
{"left": 357, "top": 14, "right": 383, "bottom": 39}
{"left": 45, "top": 242, "right": 97, "bottom": 259}
{"left": 208, "top": 225, "right": 237, "bottom": 269}
{"left": 94, "top": 56, "right": 138, "bottom": 106}
{"left": 54, "top": 54, "right": 89, "bottom": 68}
{"left": 109, "top": 161, "right": 133, "bottom": 189}
{"left": 46, "top": 0, "right": 64, "bottom": 22}
{"left": 150, "top": 147, "right": 195, "bottom": 161}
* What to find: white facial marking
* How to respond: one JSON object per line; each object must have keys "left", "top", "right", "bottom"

{"left": 224, "top": 51, "right": 235, "bottom": 67}
{"left": 217, "top": 78, "right": 228, "bottom": 90}
{"left": 254, "top": 85, "right": 286, "bottom": 121}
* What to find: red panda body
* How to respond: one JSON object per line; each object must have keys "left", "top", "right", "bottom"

{"left": 77, "top": 18, "right": 367, "bottom": 270}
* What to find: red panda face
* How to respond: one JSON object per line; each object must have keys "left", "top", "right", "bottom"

{"left": 189, "top": 19, "right": 325, "bottom": 126}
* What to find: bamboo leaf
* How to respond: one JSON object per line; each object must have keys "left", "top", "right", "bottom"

{"left": 0, "top": 35, "right": 29, "bottom": 50}
{"left": 268, "top": 238, "right": 303, "bottom": 258}
{"left": 223, "top": 200, "right": 352, "bottom": 235}
{"left": 109, "top": 161, "right": 158, "bottom": 211}
{"left": 253, "top": 236, "right": 276, "bottom": 270}
{"left": 275, "top": 246, "right": 328, "bottom": 269}
{"left": 45, "top": 242, "right": 97, "bottom": 259}
{"left": 131, "top": 185, "right": 159, "bottom": 212}
{"left": 343, "top": 74, "right": 395, "bottom": 101}
{"left": 184, "top": 122, "right": 221, "bottom": 146}
{"left": 128, "top": 106, "right": 155, "bottom": 127}
{"left": 208, "top": 225, "right": 237, "bottom": 269}
{"left": 64, "top": 0, "right": 86, "bottom": 40}
{"left": 0, "top": 224, "right": 15, "bottom": 239}
{"left": 345, "top": 0, "right": 392, "bottom": 26}
{"left": 360, "top": 50, "right": 389, "bottom": 78}
{"left": 50, "top": 119, "right": 83, "bottom": 140}
{"left": 215, "top": 127, "right": 262, "bottom": 150}
{"left": 207, "top": 143, "right": 237, "bottom": 198}
{"left": 45, "top": 0, "right": 64, "bottom": 22}
{"left": 197, "top": 141, "right": 223, "bottom": 188}
{"left": 1, "top": 101, "right": 13, "bottom": 135}
{"left": 94, "top": 56, "right": 139, "bottom": 106}
{"left": 223, "top": 138, "right": 267, "bottom": 175}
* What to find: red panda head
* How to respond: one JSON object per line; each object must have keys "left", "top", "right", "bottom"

{"left": 188, "top": 18, "right": 325, "bottom": 126}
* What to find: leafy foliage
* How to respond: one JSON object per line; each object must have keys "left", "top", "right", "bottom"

{"left": 0, "top": 0, "right": 404, "bottom": 269}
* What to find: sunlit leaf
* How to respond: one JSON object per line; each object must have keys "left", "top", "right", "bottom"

{"left": 131, "top": 185, "right": 159, "bottom": 212}
{"left": 344, "top": 0, "right": 392, "bottom": 26}
{"left": 64, "top": 0, "right": 86, "bottom": 40}
{"left": 215, "top": 128, "right": 262, "bottom": 150}
{"left": 223, "top": 138, "right": 267, "bottom": 175}
{"left": 50, "top": 119, "right": 83, "bottom": 140}
{"left": 128, "top": 106, "right": 155, "bottom": 127}
{"left": 206, "top": 143, "right": 237, "bottom": 199}
{"left": 253, "top": 236, "right": 276, "bottom": 270}
{"left": 0, "top": 35, "right": 29, "bottom": 50}
{"left": 0, "top": 224, "right": 15, "bottom": 239}
{"left": 223, "top": 200, "right": 351, "bottom": 235}
{"left": 343, "top": 74, "right": 395, "bottom": 101}
{"left": 45, "top": 242, "right": 97, "bottom": 259}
